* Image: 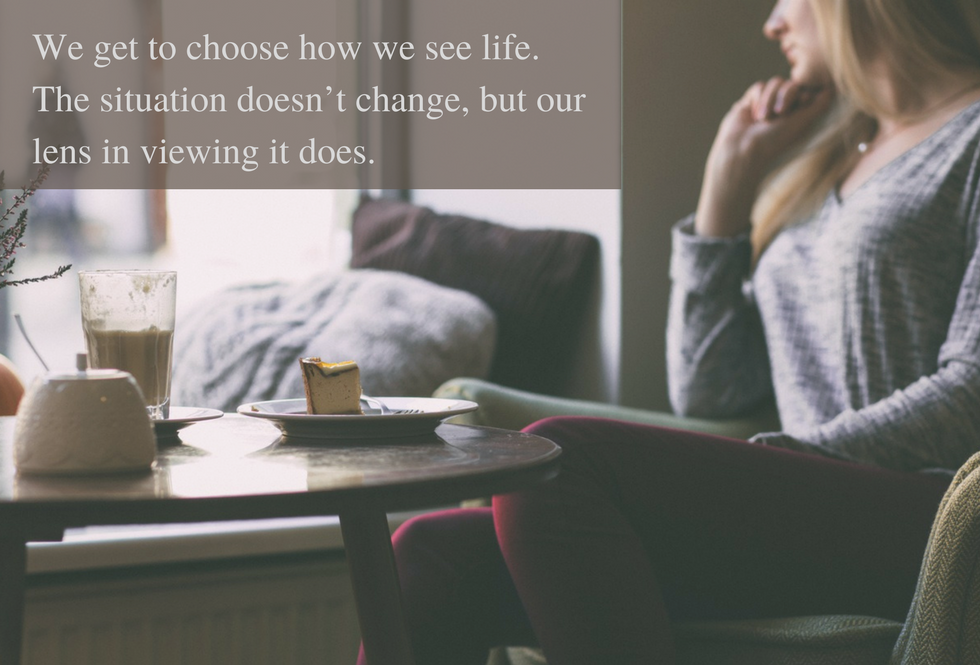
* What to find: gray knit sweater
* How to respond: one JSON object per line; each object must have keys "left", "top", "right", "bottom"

{"left": 667, "top": 99, "right": 980, "bottom": 472}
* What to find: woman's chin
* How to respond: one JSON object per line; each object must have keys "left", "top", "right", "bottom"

{"left": 790, "top": 65, "right": 832, "bottom": 89}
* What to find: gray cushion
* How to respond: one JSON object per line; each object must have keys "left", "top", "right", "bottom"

{"left": 674, "top": 615, "right": 900, "bottom": 665}
{"left": 172, "top": 269, "right": 496, "bottom": 412}
{"left": 495, "top": 616, "right": 900, "bottom": 665}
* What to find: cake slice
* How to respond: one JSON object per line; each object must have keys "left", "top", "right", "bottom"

{"left": 299, "top": 357, "right": 363, "bottom": 415}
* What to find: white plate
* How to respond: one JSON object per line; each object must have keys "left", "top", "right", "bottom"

{"left": 153, "top": 407, "right": 224, "bottom": 439}
{"left": 236, "top": 397, "right": 478, "bottom": 439}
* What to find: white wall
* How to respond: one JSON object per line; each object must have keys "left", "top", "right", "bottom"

{"left": 411, "top": 190, "right": 621, "bottom": 403}
{"left": 619, "top": 0, "right": 783, "bottom": 411}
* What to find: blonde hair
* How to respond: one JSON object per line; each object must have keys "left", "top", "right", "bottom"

{"left": 751, "top": 0, "right": 980, "bottom": 258}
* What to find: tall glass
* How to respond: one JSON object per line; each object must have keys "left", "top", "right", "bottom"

{"left": 78, "top": 270, "right": 177, "bottom": 420}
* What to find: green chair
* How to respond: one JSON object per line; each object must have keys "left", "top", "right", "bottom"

{"left": 435, "top": 377, "right": 980, "bottom": 665}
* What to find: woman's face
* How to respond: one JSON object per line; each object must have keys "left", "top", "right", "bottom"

{"left": 764, "top": 0, "right": 833, "bottom": 86}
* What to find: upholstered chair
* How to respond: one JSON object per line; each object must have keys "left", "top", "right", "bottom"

{"left": 435, "top": 378, "right": 980, "bottom": 665}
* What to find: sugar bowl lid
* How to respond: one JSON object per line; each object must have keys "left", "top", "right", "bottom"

{"left": 43, "top": 353, "right": 132, "bottom": 381}
{"left": 41, "top": 354, "right": 132, "bottom": 382}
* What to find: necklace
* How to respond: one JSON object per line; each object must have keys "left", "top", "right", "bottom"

{"left": 857, "top": 80, "right": 980, "bottom": 154}
{"left": 858, "top": 131, "right": 890, "bottom": 154}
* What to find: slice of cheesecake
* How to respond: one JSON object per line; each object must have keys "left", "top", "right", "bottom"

{"left": 299, "top": 357, "right": 364, "bottom": 415}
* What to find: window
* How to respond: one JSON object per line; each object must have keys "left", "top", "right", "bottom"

{"left": 0, "top": 0, "right": 362, "bottom": 387}
{"left": 2, "top": 188, "right": 356, "bottom": 388}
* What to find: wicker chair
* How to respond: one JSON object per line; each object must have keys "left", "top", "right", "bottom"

{"left": 435, "top": 378, "right": 980, "bottom": 665}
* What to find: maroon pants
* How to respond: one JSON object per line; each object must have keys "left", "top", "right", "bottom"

{"left": 359, "top": 417, "right": 951, "bottom": 665}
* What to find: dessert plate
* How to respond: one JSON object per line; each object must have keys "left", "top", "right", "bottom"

{"left": 236, "top": 397, "right": 479, "bottom": 439}
{"left": 153, "top": 407, "right": 224, "bottom": 439}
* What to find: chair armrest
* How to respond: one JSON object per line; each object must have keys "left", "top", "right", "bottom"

{"left": 434, "top": 378, "right": 779, "bottom": 441}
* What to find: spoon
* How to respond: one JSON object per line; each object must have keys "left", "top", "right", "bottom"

{"left": 13, "top": 313, "right": 50, "bottom": 372}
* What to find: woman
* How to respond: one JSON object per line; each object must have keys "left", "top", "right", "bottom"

{"left": 358, "top": 0, "right": 980, "bottom": 662}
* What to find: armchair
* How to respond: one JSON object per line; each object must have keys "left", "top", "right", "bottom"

{"left": 434, "top": 377, "right": 980, "bottom": 665}
{"left": 435, "top": 377, "right": 780, "bottom": 439}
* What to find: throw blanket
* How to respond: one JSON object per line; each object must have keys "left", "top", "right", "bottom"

{"left": 172, "top": 269, "right": 497, "bottom": 412}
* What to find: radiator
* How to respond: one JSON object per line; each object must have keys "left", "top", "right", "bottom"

{"left": 22, "top": 556, "right": 361, "bottom": 665}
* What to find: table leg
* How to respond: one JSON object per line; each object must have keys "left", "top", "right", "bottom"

{"left": 339, "top": 507, "right": 416, "bottom": 665}
{"left": 0, "top": 536, "right": 27, "bottom": 665}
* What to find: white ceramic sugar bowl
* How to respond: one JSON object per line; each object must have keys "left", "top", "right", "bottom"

{"left": 14, "top": 354, "right": 156, "bottom": 475}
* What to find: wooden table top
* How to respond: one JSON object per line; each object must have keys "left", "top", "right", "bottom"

{"left": 0, "top": 416, "right": 561, "bottom": 535}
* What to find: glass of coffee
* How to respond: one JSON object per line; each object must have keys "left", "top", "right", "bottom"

{"left": 78, "top": 270, "right": 177, "bottom": 420}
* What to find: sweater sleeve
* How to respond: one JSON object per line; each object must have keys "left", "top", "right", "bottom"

{"left": 752, "top": 219, "right": 980, "bottom": 472}
{"left": 666, "top": 216, "right": 774, "bottom": 418}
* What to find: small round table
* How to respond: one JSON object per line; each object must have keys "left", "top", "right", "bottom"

{"left": 0, "top": 416, "right": 561, "bottom": 665}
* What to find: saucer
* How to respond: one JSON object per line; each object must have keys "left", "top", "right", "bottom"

{"left": 153, "top": 407, "right": 224, "bottom": 439}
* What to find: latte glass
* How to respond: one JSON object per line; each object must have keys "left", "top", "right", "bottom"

{"left": 78, "top": 270, "right": 177, "bottom": 420}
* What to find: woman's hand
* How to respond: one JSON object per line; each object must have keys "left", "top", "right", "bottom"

{"left": 695, "top": 77, "right": 834, "bottom": 238}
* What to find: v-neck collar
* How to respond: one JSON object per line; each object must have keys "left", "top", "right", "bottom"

{"left": 834, "top": 95, "right": 980, "bottom": 205}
